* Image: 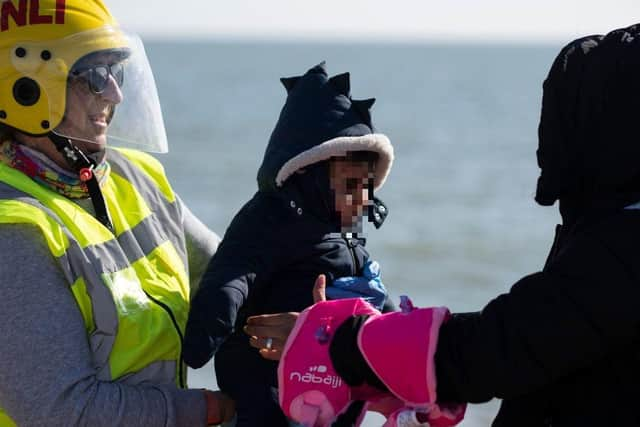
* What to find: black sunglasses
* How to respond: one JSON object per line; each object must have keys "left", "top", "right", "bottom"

{"left": 71, "top": 62, "right": 125, "bottom": 94}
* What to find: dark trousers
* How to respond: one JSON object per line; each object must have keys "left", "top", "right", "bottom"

{"left": 215, "top": 333, "right": 289, "bottom": 427}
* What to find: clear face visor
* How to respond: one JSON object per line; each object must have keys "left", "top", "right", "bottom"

{"left": 11, "top": 28, "right": 168, "bottom": 153}
{"left": 100, "top": 33, "right": 168, "bottom": 153}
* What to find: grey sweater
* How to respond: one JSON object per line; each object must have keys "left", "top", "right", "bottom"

{"left": 0, "top": 196, "right": 220, "bottom": 427}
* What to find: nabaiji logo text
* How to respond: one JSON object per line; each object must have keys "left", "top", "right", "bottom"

{"left": 1, "top": 0, "right": 66, "bottom": 32}
{"left": 289, "top": 365, "right": 343, "bottom": 389}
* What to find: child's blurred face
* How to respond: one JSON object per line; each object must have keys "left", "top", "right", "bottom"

{"left": 329, "top": 157, "right": 375, "bottom": 230}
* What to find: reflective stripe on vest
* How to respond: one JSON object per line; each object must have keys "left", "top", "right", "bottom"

{"left": 0, "top": 148, "right": 190, "bottom": 425}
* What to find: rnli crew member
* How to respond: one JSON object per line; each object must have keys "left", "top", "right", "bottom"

{"left": 0, "top": 0, "right": 234, "bottom": 425}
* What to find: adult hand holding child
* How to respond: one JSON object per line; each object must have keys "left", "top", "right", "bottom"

{"left": 244, "top": 274, "right": 328, "bottom": 360}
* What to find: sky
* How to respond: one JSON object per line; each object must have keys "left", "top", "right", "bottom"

{"left": 106, "top": 0, "right": 640, "bottom": 43}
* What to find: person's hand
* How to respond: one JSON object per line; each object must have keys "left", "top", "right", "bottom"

{"left": 243, "top": 274, "right": 327, "bottom": 360}
{"left": 203, "top": 390, "right": 235, "bottom": 426}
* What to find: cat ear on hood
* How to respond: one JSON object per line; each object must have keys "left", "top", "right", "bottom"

{"left": 280, "top": 76, "right": 301, "bottom": 93}
{"left": 352, "top": 98, "right": 376, "bottom": 127}
{"left": 281, "top": 62, "right": 329, "bottom": 93}
{"left": 309, "top": 61, "right": 328, "bottom": 74}
{"left": 329, "top": 72, "right": 351, "bottom": 97}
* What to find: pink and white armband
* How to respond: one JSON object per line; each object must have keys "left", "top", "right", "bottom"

{"left": 278, "top": 298, "right": 380, "bottom": 426}
{"left": 278, "top": 297, "right": 466, "bottom": 427}
{"left": 357, "top": 299, "right": 466, "bottom": 426}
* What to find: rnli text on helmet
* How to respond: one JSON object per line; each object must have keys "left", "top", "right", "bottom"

{"left": 1, "top": 0, "right": 66, "bottom": 32}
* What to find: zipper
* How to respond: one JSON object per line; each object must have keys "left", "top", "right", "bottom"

{"left": 143, "top": 290, "right": 186, "bottom": 388}
{"left": 344, "top": 237, "right": 360, "bottom": 275}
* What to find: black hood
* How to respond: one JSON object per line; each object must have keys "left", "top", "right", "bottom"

{"left": 535, "top": 24, "right": 640, "bottom": 224}
{"left": 257, "top": 62, "right": 394, "bottom": 194}
{"left": 256, "top": 62, "right": 394, "bottom": 228}
{"left": 280, "top": 160, "right": 337, "bottom": 226}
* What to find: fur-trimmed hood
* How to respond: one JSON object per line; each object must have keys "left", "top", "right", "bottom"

{"left": 257, "top": 62, "right": 394, "bottom": 193}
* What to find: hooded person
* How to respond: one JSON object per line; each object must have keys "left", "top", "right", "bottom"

{"left": 272, "top": 23, "right": 640, "bottom": 427}
{"left": 183, "top": 62, "right": 395, "bottom": 426}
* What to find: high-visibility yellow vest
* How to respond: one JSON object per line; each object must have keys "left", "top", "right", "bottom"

{"left": 0, "top": 148, "right": 191, "bottom": 426}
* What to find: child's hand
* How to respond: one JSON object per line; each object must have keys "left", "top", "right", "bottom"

{"left": 326, "top": 260, "right": 388, "bottom": 309}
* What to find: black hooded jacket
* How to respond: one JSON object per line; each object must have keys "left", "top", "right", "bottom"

{"left": 434, "top": 25, "right": 640, "bottom": 426}
{"left": 183, "top": 63, "right": 394, "bottom": 424}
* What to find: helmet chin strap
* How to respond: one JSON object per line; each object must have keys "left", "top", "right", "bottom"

{"left": 48, "top": 132, "right": 114, "bottom": 233}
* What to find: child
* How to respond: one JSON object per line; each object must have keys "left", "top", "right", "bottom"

{"left": 183, "top": 62, "right": 395, "bottom": 426}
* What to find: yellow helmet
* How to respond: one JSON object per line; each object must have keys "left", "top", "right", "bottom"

{"left": 0, "top": 0, "right": 128, "bottom": 135}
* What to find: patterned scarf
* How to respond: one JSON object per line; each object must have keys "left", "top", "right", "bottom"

{"left": 0, "top": 140, "right": 110, "bottom": 199}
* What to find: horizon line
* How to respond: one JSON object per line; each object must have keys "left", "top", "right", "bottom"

{"left": 136, "top": 31, "right": 569, "bottom": 46}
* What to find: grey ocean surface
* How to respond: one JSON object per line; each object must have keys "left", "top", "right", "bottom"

{"left": 146, "top": 40, "right": 561, "bottom": 426}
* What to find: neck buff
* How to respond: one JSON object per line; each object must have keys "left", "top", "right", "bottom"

{"left": 0, "top": 140, "right": 110, "bottom": 199}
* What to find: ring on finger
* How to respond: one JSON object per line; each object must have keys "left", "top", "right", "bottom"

{"left": 264, "top": 337, "right": 273, "bottom": 350}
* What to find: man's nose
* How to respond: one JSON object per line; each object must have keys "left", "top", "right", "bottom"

{"left": 100, "top": 75, "right": 124, "bottom": 104}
